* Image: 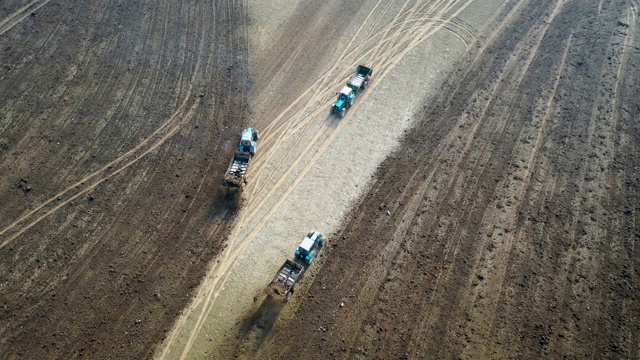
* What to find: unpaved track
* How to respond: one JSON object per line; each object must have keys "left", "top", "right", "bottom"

{"left": 0, "top": 0, "right": 52, "bottom": 37}
{"left": 0, "top": 1, "right": 248, "bottom": 358}
{"left": 249, "top": 0, "right": 640, "bottom": 359}
{"left": 157, "top": 0, "right": 508, "bottom": 359}
{"left": 2, "top": 0, "right": 638, "bottom": 359}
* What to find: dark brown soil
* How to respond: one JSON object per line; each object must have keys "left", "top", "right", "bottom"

{"left": 247, "top": 1, "right": 640, "bottom": 359}
{"left": 0, "top": 1, "right": 248, "bottom": 359}
{"left": 2, "top": 0, "right": 640, "bottom": 359}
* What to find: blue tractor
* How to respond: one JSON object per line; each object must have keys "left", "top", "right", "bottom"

{"left": 295, "top": 231, "right": 326, "bottom": 264}
{"left": 239, "top": 127, "right": 259, "bottom": 155}
{"left": 332, "top": 65, "right": 373, "bottom": 118}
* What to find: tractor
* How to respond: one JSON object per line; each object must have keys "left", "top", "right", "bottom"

{"left": 332, "top": 65, "right": 373, "bottom": 117}
{"left": 295, "top": 231, "right": 326, "bottom": 264}
{"left": 239, "top": 127, "right": 259, "bottom": 155}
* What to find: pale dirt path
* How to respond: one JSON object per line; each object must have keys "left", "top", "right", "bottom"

{"left": 245, "top": 1, "right": 640, "bottom": 358}
{"left": 0, "top": 0, "right": 52, "bottom": 36}
{"left": 155, "top": 1, "right": 506, "bottom": 359}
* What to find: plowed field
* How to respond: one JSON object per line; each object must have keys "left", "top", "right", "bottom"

{"left": 247, "top": 0, "right": 640, "bottom": 359}
{"left": 1, "top": 0, "right": 639, "bottom": 359}
{"left": 0, "top": 1, "right": 248, "bottom": 358}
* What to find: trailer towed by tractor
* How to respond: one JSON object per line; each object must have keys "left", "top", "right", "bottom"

{"left": 267, "top": 259, "right": 305, "bottom": 302}
{"left": 267, "top": 231, "right": 327, "bottom": 302}
{"left": 223, "top": 127, "right": 259, "bottom": 190}
{"left": 332, "top": 65, "right": 373, "bottom": 117}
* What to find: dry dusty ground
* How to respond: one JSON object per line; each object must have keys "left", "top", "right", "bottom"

{"left": 155, "top": 0, "right": 506, "bottom": 359}
{"left": 1, "top": 0, "right": 639, "bottom": 360}
{"left": 245, "top": 0, "right": 640, "bottom": 359}
{"left": 0, "top": 0, "right": 248, "bottom": 358}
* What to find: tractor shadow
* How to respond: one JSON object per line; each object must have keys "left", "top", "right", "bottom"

{"left": 208, "top": 188, "right": 244, "bottom": 220}
{"left": 235, "top": 294, "right": 285, "bottom": 351}
{"left": 327, "top": 112, "right": 341, "bottom": 129}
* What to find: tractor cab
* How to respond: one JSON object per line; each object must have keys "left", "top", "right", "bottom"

{"left": 333, "top": 87, "right": 354, "bottom": 117}
{"left": 295, "top": 231, "right": 326, "bottom": 264}
{"left": 239, "top": 127, "right": 259, "bottom": 155}
{"left": 337, "top": 86, "right": 353, "bottom": 104}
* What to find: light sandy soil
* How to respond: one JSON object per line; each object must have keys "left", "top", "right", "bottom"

{"left": 2, "top": 1, "right": 638, "bottom": 359}
{"left": 249, "top": 0, "right": 640, "bottom": 359}
{"left": 155, "top": 0, "right": 506, "bottom": 358}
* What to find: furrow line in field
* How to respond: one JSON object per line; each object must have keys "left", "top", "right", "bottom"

{"left": 0, "top": 0, "right": 51, "bottom": 37}
{"left": 460, "top": 3, "right": 570, "bottom": 357}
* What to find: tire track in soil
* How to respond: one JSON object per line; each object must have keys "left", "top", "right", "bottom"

{"left": 0, "top": 94, "right": 199, "bottom": 249}
{"left": 0, "top": 0, "right": 51, "bottom": 37}
{"left": 0, "top": 1, "right": 207, "bottom": 247}
{"left": 157, "top": 1, "right": 485, "bottom": 358}
{"left": 0, "top": 0, "right": 249, "bottom": 358}
{"left": 481, "top": 2, "right": 640, "bottom": 357}
{"left": 362, "top": 19, "right": 548, "bottom": 358}
{"left": 550, "top": 2, "right": 638, "bottom": 356}
{"left": 250, "top": 0, "right": 640, "bottom": 359}
{"left": 610, "top": 4, "right": 640, "bottom": 357}
{"left": 418, "top": 2, "right": 575, "bottom": 357}
{"left": 114, "top": 1, "right": 244, "bottom": 345}
{"left": 55, "top": 1, "right": 164, "bottom": 193}
{"left": 153, "top": 0, "right": 251, "bottom": 356}
{"left": 0, "top": 1, "right": 169, "bottom": 208}
{"left": 460, "top": 10, "right": 570, "bottom": 360}
{"left": 398, "top": 3, "right": 534, "bottom": 350}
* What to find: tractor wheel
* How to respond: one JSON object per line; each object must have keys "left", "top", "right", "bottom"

{"left": 339, "top": 109, "right": 346, "bottom": 118}
{"left": 318, "top": 238, "right": 325, "bottom": 247}
{"left": 252, "top": 130, "right": 259, "bottom": 141}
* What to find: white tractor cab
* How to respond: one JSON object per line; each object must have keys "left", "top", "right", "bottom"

{"left": 333, "top": 87, "right": 355, "bottom": 118}
{"left": 295, "top": 231, "right": 326, "bottom": 264}
{"left": 339, "top": 86, "right": 355, "bottom": 104}
{"left": 239, "top": 127, "right": 259, "bottom": 155}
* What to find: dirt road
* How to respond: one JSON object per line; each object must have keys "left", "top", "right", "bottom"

{"left": 246, "top": 0, "right": 640, "bottom": 359}
{"left": 1, "top": 0, "right": 638, "bottom": 359}
{"left": 155, "top": 0, "right": 514, "bottom": 358}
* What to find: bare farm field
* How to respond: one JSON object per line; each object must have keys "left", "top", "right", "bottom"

{"left": 1, "top": 1, "right": 639, "bottom": 360}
